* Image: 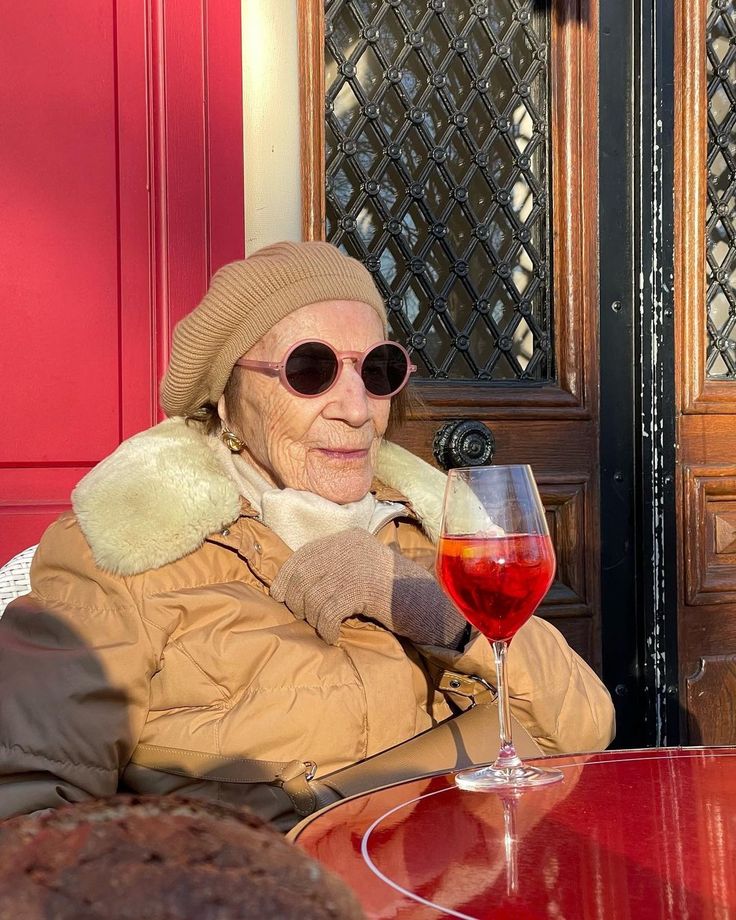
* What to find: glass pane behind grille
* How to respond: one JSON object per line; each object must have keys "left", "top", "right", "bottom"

{"left": 706, "top": 0, "right": 736, "bottom": 378}
{"left": 324, "top": 0, "right": 552, "bottom": 381}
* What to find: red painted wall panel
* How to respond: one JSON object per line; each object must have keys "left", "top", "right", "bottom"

{"left": 205, "top": 1, "right": 247, "bottom": 274}
{"left": 1, "top": 4, "right": 120, "bottom": 463}
{"left": 117, "top": 1, "right": 159, "bottom": 438}
{"left": 0, "top": 1, "right": 244, "bottom": 565}
{"left": 0, "top": 468, "right": 92, "bottom": 556}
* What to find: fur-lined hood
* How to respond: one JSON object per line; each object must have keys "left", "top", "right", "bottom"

{"left": 72, "top": 418, "right": 448, "bottom": 576}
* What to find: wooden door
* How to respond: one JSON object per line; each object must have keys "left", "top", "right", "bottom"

{"left": 676, "top": 0, "right": 736, "bottom": 744}
{"left": 0, "top": 0, "right": 244, "bottom": 565}
{"left": 300, "top": 0, "right": 601, "bottom": 671}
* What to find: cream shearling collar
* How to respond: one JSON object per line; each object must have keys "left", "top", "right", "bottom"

{"left": 72, "top": 418, "right": 447, "bottom": 576}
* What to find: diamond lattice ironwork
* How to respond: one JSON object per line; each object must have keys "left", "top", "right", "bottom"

{"left": 706, "top": 0, "right": 736, "bottom": 378}
{"left": 325, "top": 0, "right": 552, "bottom": 381}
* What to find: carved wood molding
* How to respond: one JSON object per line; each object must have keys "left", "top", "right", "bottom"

{"left": 549, "top": 0, "right": 598, "bottom": 417}
{"left": 298, "top": 0, "right": 325, "bottom": 242}
{"left": 683, "top": 465, "right": 736, "bottom": 605}
{"left": 541, "top": 480, "right": 588, "bottom": 608}
{"left": 685, "top": 655, "right": 736, "bottom": 744}
{"left": 539, "top": 477, "right": 596, "bottom": 666}
{"left": 675, "top": 0, "right": 736, "bottom": 414}
{"left": 297, "top": 0, "right": 598, "bottom": 419}
{"left": 715, "top": 511, "right": 736, "bottom": 554}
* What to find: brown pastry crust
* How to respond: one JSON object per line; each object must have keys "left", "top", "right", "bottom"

{"left": 0, "top": 796, "right": 364, "bottom": 920}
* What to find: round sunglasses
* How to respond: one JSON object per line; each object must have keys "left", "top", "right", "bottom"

{"left": 235, "top": 339, "right": 416, "bottom": 398}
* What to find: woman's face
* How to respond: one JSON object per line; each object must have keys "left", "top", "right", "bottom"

{"left": 220, "top": 300, "right": 392, "bottom": 504}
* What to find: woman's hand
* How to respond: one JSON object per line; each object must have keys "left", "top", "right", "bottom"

{"left": 270, "top": 528, "right": 467, "bottom": 648}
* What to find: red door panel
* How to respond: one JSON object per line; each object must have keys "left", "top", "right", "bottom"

{"left": 1, "top": 3, "right": 120, "bottom": 463}
{"left": 0, "top": 469, "right": 89, "bottom": 557}
{"left": 0, "top": 0, "right": 244, "bottom": 565}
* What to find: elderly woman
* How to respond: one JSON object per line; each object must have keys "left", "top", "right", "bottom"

{"left": 0, "top": 242, "right": 614, "bottom": 828}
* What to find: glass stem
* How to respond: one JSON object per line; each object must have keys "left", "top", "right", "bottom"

{"left": 492, "top": 639, "right": 522, "bottom": 770}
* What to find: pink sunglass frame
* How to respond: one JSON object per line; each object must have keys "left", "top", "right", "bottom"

{"left": 235, "top": 338, "right": 417, "bottom": 399}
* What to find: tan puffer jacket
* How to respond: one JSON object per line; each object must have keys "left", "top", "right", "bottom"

{"left": 0, "top": 420, "right": 615, "bottom": 828}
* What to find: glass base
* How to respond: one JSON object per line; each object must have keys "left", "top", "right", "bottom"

{"left": 455, "top": 763, "right": 564, "bottom": 792}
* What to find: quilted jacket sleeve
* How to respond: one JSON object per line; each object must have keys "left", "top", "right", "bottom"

{"left": 422, "top": 618, "right": 616, "bottom": 754}
{"left": 0, "top": 514, "right": 163, "bottom": 819}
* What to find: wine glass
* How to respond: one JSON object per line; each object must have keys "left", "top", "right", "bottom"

{"left": 436, "top": 464, "right": 563, "bottom": 791}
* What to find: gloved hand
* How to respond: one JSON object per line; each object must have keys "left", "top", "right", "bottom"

{"left": 270, "top": 528, "right": 468, "bottom": 649}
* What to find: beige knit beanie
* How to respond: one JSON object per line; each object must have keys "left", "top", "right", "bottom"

{"left": 160, "top": 241, "right": 388, "bottom": 417}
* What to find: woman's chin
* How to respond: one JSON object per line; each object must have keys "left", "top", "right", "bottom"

{"left": 309, "top": 468, "right": 373, "bottom": 505}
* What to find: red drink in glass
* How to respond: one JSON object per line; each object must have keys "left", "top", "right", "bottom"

{"left": 437, "top": 464, "right": 563, "bottom": 789}
{"left": 437, "top": 533, "right": 556, "bottom": 642}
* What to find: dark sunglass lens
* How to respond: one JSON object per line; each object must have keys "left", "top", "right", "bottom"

{"left": 361, "top": 343, "right": 408, "bottom": 396}
{"left": 284, "top": 342, "right": 337, "bottom": 395}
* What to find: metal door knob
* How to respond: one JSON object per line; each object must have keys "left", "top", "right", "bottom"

{"left": 433, "top": 420, "right": 495, "bottom": 470}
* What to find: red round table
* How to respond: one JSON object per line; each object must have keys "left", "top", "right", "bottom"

{"left": 291, "top": 747, "right": 736, "bottom": 919}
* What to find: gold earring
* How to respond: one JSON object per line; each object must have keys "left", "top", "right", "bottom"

{"left": 221, "top": 426, "right": 245, "bottom": 453}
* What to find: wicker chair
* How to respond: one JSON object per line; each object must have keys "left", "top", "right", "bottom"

{"left": 0, "top": 545, "right": 37, "bottom": 618}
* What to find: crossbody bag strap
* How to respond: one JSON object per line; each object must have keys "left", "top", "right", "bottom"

{"left": 310, "top": 670, "right": 542, "bottom": 802}
{"left": 437, "top": 669, "right": 497, "bottom": 708}
{"left": 127, "top": 743, "right": 319, "bottom": 817}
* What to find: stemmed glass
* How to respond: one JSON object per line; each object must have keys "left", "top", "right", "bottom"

{"left": 436, "top": 464, "right": 563, "bottom": 791}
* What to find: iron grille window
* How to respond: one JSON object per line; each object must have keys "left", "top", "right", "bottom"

{"left": 706, "top": 0, "right": 736, "bottom": 378}
{"left": 324, "top": 0, "right": 552, "bottom": 381}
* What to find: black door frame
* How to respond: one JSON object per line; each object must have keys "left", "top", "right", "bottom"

{"left": 599, "top": 0, "right": 679, "bottom": 747}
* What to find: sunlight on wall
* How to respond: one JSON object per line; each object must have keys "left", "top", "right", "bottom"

{"left": 242, "top": 0, "right": 301, "bottom": 252}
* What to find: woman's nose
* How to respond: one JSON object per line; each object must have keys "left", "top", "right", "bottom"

{"left": 322, "top": 359, "right": 372, "bottom": 425}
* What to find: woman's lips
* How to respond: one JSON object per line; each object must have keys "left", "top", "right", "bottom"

{"left": 314, "top": 447, "right": 370, "bottom": 461}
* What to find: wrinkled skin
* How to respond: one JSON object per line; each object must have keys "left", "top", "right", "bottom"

{"left": 218, "top": 300, "right": 391, "bottom": 504}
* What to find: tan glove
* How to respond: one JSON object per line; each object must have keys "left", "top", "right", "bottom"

{"left": 270, "top": 528, "right": 468, "bottom": 648}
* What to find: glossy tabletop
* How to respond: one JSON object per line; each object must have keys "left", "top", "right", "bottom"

{"left": 291, "top": 747, "right": 736, "bottom": 919}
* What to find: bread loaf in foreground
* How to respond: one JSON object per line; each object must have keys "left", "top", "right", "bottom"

{"left": 0, "top": 795, "right": 364, "bottom": 920}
